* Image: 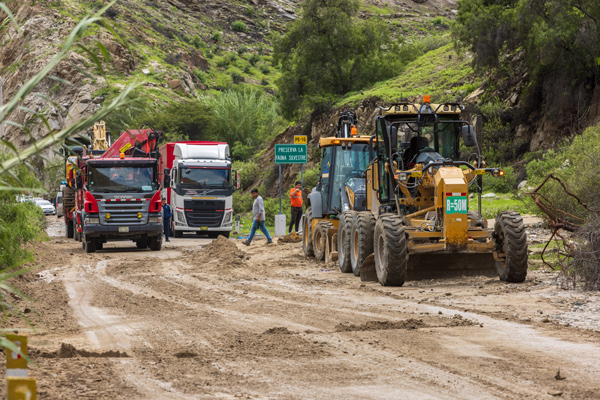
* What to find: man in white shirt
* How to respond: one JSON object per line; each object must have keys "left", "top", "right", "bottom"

{"left": 242, "top": 188, "right": 273, "bottom": 245}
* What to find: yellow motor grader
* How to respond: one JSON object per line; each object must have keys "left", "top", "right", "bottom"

{"left": 341, "top": 97, "right": 529, "bottom": 286}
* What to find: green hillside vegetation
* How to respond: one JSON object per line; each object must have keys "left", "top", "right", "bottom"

{"left": 340, "top": 40, "right": 479, "bottom": 106}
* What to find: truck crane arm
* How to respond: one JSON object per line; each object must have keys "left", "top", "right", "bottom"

{"left": 100, "top": 124, "right": 163, "bottom": 159}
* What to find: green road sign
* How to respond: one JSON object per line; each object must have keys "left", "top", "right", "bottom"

{"left": 275, "top": 144, "right": 307, "bottom": 164}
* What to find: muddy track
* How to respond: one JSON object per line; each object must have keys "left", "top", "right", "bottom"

{"left": 1, "top": 217, "right": 600, "bottom": 399}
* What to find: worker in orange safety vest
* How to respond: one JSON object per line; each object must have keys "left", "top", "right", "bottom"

{"left": 288, "top": 180, "right": 303, "bottom": 233}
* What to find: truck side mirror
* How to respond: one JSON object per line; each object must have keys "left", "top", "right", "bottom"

{"left": 75, "top": 174, "right": 83, "bottom": 190}
{"left": 232, "top": 170, "right": 240, "bottom": 191}
{"left": 170, "top": 168, "right": 176, "bottom": 188}
{"left": 163, "top": 168, "right": 170, "bottom": 188}
{"left": 462, "top": 125, "right": 477, "bottom": 147}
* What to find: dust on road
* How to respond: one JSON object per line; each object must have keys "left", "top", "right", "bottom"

{"left": 2, "top": 216, "right": 600, "bottom": 399}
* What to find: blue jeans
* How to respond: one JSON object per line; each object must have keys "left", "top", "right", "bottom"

{"left": 248, "top": 220, "right": 271, "bottom": 243}
{"left": 164, "top": 218, "right": 171, "bottom": 241}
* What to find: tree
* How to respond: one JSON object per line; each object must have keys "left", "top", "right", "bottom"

{"left": 273, "top": 0, "right": 406, "bottom": 119}
{"left": 454, "top": 0, "right": 600, "bottom": 126}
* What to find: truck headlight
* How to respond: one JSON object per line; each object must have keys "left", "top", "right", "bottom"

{"left": 85, "top": 217, "right": 100, "bottom": 224}
{"left": 149, "top": 216, "right": 162, "bottom": 223}
{"left": 224, "top": 211, "right": 232, "bottom": 223}
{"left": 176, "top": 210, "right": 185, "bottom": 222}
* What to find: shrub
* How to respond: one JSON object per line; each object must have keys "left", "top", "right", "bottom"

{"left": 211, "top": 31, "right": 222, "bottom": 42}
{"left": 233, "top": 161, "right": 262, "bottom": 191}
{"left": 259, "top": 65, "right": 270, "bottom": 75}
{"left": 191, "top": 35, "right": 204, "bottom": 49}
{"left": 0, "top": 202, "right": 46, "bottom": 270}
{"left": 263, "top": 196, "right": 291, "bottom": 226}
{"left": 261, "top": 79, "right": 269, "bottom": 86}
{"left": 296, "top": 164, "right": 320, "bottom": 189}
{"left": 481, "top": 165, "right": 517, "bottom": 194}
{"left": 237, "top": 46, "right": 248, "bottom": 55}
{"left": 215, "top": 56, "right": 229, "bottom": 68}
{"left": 248, "top": 53, "right": 261, "bottom": 66}
{"left": 232, "top": 20, "right": 247, "bottom": 33}
{"left": 233, "top": 191, "right": 254, "bottom": 214}
{"left": 231, "top": 71, "right": 244, "bottom": 84}
{"left": 193, "top": 68, "right": 206, "bottom": 83}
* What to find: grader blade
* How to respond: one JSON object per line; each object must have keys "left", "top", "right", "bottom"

{"left": 360, "top": 254, "right": 378, "bottom": 282}
{"left": 406, "top": 253, "right": 497, "bottom": 281}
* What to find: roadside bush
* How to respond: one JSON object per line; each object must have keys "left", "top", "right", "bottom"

{"left": 232, "top": 20, "right": 247, "bottom": 33}
{"left": 526, "top": 124, "right": 600, "bottom": 222}
{"left": 0, "top": 202, "right": 46, "bottom": 270}
{"left": 263, "top": 196, "right": 291, "bottom": 226}
{"left": 296, "top": 164, "right": 320, "bottom": 189}
{"left": 248, "top": 53, "right": 261, "bottom": 66}
{"left": 233, "top": 191, "right": 254, "bottom": 214}
{"left": 481, "top": 165, "right": 516, "bottom": 194}
{"left": 233, "top": 160, "right": 262, "bottom": 191}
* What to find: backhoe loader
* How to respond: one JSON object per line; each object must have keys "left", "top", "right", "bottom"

{"left": 348, "top": 97, "right": 528, "bottom": 286}
{"left": 302, "top": 110, "right": 376, "bottom": 271}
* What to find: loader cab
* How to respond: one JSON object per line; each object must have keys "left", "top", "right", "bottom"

{"left": 316, "top": 138, "right": 374, "bottom": 215}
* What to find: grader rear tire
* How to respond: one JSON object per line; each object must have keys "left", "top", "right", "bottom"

{"left": 338, "top": 211, "right": 355, "bottom": 273}
{"left": 374, "top": 214, "right": 408, "bottom": 286}
{"left": 302, "top": 207, "right": 315, "bottom": 257}
{"left": 313, "top": 221, "right": 334, "bottom": 262}
{"left": 350, "top": 212, "right": 376, "bottom": 277}
{"left": 493, "top": 211, "right": 528, "bottom": 282}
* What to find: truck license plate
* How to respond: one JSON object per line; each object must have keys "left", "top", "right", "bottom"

{"left": 200, "top": 227, "right": 208, "bottom": 231}
{"left": 119, "top": 226, "right": 129, "bottom": 233}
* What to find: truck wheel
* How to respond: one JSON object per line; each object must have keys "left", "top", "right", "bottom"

{"left": 493, "top": 211, "right": 528, "bottom": 282}
{"left": 350, "top": 212, "right": 376, "bottom": 276}
{"left": 338, "top": 211, "right": 356, "bottom": 273}
{"left": 302, "top": 207, "right": 314, "bottom": 257}
{"left": 84, "top": 237, "right": 97, "bottom": 254}
{"left": 174, "top": 229, "right": 183, "bottom": 238}
{"left": 136, "top": 238, "right": 148, "bottom": 249}
{"left": 374, "top": 214, "right": 407, "bottom": 286}
{"left": 149, "top": 236, "right": 162, "bottom": 251}
{"left": 313, "top": 220, "right": 334, "bottom": 262}
{"left": 66, "top": 221, "right": 74, "bottom": 239}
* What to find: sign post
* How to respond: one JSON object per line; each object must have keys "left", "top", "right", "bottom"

{"left": 274, "top": 143, "right": 308, "bottom": 236}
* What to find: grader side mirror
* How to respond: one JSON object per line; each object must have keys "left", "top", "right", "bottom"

{"left": 462, "top": 125, "right": 477, "bottom": 147}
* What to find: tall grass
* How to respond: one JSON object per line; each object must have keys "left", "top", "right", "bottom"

{"left": 0, "top": 0, "right": 139, "bottom": 356}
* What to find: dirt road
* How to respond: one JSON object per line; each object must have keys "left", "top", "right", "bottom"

{"left": 2, "top": 216, "right": 600, "bottom": 399}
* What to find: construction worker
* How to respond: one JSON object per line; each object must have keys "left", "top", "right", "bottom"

{"left": 162, "top": 198, "right": 172, "bottom": 242}
{"left": 242, "top": 188, "right": 272, "bottom": 245}
{"left": 288, "top": 180, "right": 303, "bottom": 233}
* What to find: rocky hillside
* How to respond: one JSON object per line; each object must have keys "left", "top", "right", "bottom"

{"left": 0, "top": 0, "right": 458, "bottom": 160}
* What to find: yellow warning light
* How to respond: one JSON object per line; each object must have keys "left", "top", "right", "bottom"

{"left": 105, "top": 213, "right": 111, "bottom": 219}
{"left": 332, "top": 140, "right": 341, "bottom": 145}
{"left": 423, "top": 95, "right": 431, "bottom": 104}
{"left": 137, "top": 212, "right": 142, "bottom": 219}
{"left": 120, "top": 152, "right": 125, "bottom": 159}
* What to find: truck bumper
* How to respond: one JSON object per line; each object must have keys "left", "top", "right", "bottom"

{"left": 84, "top": 223, "right": 163, "bottom": 239}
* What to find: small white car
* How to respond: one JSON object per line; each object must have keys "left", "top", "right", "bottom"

{"left": 35, "top": 199, "right": 56, "bottom": 215}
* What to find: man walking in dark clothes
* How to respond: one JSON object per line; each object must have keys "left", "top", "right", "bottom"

{"left": 162, "top": 198, "right": 172, "bottom": 242}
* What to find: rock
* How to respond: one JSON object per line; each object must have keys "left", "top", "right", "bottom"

{"left": 92, "top": 96, "right": 105, "bottom": 104}
{"left": 518, "top": 180, "right": 528, "bottom": 191}
{"left": 481, "top": 193, "right": 498, "bottom": 199}
{"left": 189, "top": 50, "right": 209, "bottom": 71}
{"left": 547, "top": 390, "right": 563, "bottom": 396}
{"left": 79, "top": 94, "right": 92, "bottom": 103}
{"left": 167, "top": 79, "right": 184, "bottom": 91}
{"left": 142, "top": 69, "right": 150, "bottom": 75}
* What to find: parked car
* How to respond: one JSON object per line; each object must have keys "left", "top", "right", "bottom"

{"left": 55, "top": 191, "right": 63, "bottom": 217}
{"left": 35, "top": 199, "right": 56, "bottom": 215}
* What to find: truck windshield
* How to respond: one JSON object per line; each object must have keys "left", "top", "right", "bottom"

{"left": 179, "top": 167, "right": 231, "bottom": 188}
{"left": 87, "top": 165, "right": 158, "bottom": 192}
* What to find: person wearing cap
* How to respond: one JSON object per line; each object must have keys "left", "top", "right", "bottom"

{"left": 242, "top": 188, "right": 272, "bottom": 245}
{"left": 162, "top": 198, "right": 172, "bottom": 242}
{"left": 288, "top": 181, "right": 303, "bottom": 233}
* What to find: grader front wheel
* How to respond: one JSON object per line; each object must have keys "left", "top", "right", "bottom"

{"left": 350, "top": 212, "right": 376, "bottom": 276}
{"left": 493, "top": 211, "right": 528, "bottom": 282}
{"left": 374, "top": 215, "right": 408, "bottom": 286}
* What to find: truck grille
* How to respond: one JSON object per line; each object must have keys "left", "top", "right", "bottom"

{"left": 184, "top": 200, "right": 224, "bottom": 227}
{"left": 99, "top": 200, "right": 147, "bottom": 225}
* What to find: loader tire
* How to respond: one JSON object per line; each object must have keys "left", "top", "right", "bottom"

{"left": 338, "top": 211, "right": 356, "bottom": 273}
{"left": 302, "top": 207, "right": 314, "bottom": 257}
{"left": 313, "top": 221, "right": 334, "bottom": 262}
{"left": 374, "top": 214, "right": 408, "bottom": 286}
{"left": 350, "top": 212, "right": 376, "bottom": 276}
{"left": 493, "top": 211, "right": 528, "bottom": 282}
